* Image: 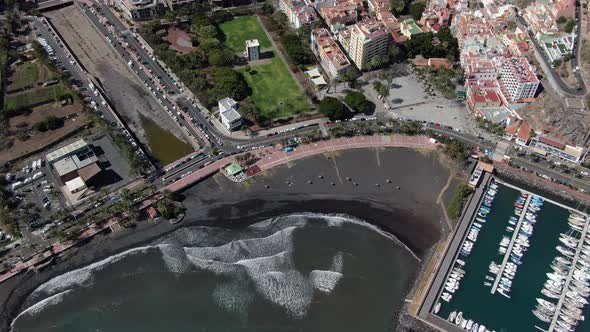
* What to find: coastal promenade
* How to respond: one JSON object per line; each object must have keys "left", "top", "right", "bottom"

{"left": 165, "top": 135, "right": 437, "bottom": 192}
{"left": 417, "top": 172, "right": 491, "bottom": 331}
{"left": 490, "top": 194, "right": 532, "bottom": 294}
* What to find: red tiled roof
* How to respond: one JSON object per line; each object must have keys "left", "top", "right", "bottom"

{"left": 147, "top": 206, "right": 158, "bottom": 218}
{"left": 504, "top": 121, "right": 520, "bottom": 135}
{"left": 539, "top": 135, "right": 565, "bottom": 149}
{"left": 517, "top": 121, "right": 532, "bottom": 140}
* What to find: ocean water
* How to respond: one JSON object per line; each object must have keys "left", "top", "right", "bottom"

{"left": 12, "top": 213, "right": 419, "bottom": 332}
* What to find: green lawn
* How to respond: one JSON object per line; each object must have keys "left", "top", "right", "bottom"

{"left": 7, "top": 62, "right": 59, "bottom": 92}
{"left": 238, "top": 53, "right": 310, "bottom": 119}
{"left": 5, "top": 84, "right": 67, "bottom": 111}
{"left": 8, "top": 62, "right": 39, "bottom": 91}
{"left": 219, "top": 16, "right": 272, "bottom": 53}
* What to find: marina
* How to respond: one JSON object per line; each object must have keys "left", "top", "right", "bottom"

{"left": 419, "top": 176, "right": 590, "bottom": 332}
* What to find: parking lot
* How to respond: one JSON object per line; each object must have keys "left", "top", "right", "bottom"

{"left": 43, "top": 5, "right": 192, "bottom": 149}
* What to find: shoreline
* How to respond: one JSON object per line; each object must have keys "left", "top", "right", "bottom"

{"left": 0, "top": 148, "right": 454, "bottom": 330}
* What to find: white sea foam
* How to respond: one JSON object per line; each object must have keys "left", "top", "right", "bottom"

{"left": 331, "top": 251, "right": 344, "bottom": 273}
{"left": 212, "top": 278, "right": 254, "bottom": 320}
{"left": 33, "top": 246, "right": 155, "bottom": 298}
{"left": 11, "top": 289, "right": 72, "bottom": 327}
{"left": 310, "top": 270, "right": 343, "bottom": 294}
{"left": 282, "top": 212, "right": 421, "bottom": 261}
{"left": 253, "top": 270, "right": 313, "bottom": 318}
{"left": 158, "top": 244, "right": 192, "bottom": 273}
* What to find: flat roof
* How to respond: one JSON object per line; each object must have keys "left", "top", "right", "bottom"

{"left": 45, "top": 139, "right": 89, "bottom": 163}
{"left": 65, "top": 176, "right": 86, "bottom": 191}
{"left": 225, "top": 163, "right": 243, "bottom": 176}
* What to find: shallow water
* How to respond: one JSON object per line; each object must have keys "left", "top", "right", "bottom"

{"left": 140, "top": 115, "right": 193, "bottom": 166}
{"left": 12, "top": 213, "right": 419, "bottom": 332}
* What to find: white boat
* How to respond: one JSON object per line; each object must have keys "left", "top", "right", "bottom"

{"left": 533, "top": 309, "right": 552, "bottom": 323}
{"left": 456, "top": 312, "right": 463, "bottom": 325}
{"left": 472, "top": 323, "right": 479, "bottom": 332}
{"left": 466, "top": 319, "right": 473, "bottom": 330}
{"left": 449, "top": 310, "right": 457, "bottom": 322}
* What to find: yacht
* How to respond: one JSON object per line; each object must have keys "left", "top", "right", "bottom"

{"left": 433, "top": 302, "right": 441, "bottom": 314}
{"left": 472, "top": 323, "right": 479, "bottom": 332}
{"left": 455, "top": 312, "right": 463, "bottom": 325}
{"left": 532, "top": 309, "right": 552, "bottom": 323}
{"left": 449, "top": 311, "right": 457, "bottom": 322}
{"left": 466, "top": 319, "right": 473, "bottom": 330}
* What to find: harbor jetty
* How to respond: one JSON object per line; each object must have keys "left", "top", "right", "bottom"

{"left": 547, "top": 214, "right": 590, "bottom": 332}
{"left": 490, "top": 194, "right": 533, "bottom": 295}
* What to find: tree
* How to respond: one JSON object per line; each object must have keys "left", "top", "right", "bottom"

{"left": 208, "top": 48, "right": 235, "bottom": 66}
{"left": 389, "top": 43, "right": 402, "bottom": 63}
{"left": 262, "top": 2, "right": 275, "bottom": 15}
{"left": 367, "top": 54, "right": 390, "bottom": 71}
{"left": 556, "top": 16, "right": 567, "bottom": 24}
{"left": 208, "top": 67, "right": 250, "bottom": 101}
{"left": 319, "top": 97, "right": 348, "bottom": 120}
{"left": 373, "top": 81, "right": 389, "bottom": 97}
{"left": 409, "top": 2, "right": 426, "bottom": 21}
{"left": 344, "top": 91, "right": 370, "bottom": 113}
{"left": 195, "top": 25, "right": 218, "bottom": 39}
{"left": 564, "top": 19, "right": 575, "bottom": 33}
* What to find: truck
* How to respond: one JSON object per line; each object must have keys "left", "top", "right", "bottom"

{"left": 32, "top": 171, "right": 43, "bottom": 180}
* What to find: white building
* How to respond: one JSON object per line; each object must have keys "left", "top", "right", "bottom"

{"left": 218, "top": 97, "right": 242, "bottom": 131}
{"left": 499, "top": 57, "right": 540, "bottom": 102}
{"left": 245, "top": 39, "right": 260, "bottom": 62}
{"left": 113, "top": 0, "right": 160, "bottom": 21}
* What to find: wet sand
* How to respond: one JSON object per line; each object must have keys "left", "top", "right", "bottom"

{"left": 0, "top": 148, "right": 454, "bottom": 330}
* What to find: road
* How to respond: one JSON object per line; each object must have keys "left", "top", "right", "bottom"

{"left": 517, "top": 8, "right": 586, "bottom": 96}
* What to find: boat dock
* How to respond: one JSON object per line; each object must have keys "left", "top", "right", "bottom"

{"left": 547, "top": 215, "right": 590, "bottom": 332}
{"left": 490, "top": 194, "right": 533, "bottom": 294}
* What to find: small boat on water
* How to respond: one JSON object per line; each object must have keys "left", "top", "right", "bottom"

{"left": 472, "top": 323, "right": 479, "bottom": 332}
{"left": 484, "top": 281, "right": 492, "bottom": 286}
{"left": 449, "top": 310, "right": 457, "bottom": 322}
{"left": 455, "top": 312, "right": 463, "bottom": 325}
{"left": 466, "top": 319, "right": 473, "bottom": 330}
{"left": 433, "top": 302, "right": 441, "bottom": 314}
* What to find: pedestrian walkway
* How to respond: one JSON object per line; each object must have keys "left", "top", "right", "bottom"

{"left": 165, "top": 134, "right": 438, "bottom": 192}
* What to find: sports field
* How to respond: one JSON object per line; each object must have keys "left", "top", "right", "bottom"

{"left": 219, "top": 16, "right": 272, "bottom": 53}
{"left": 238, "top": 54, "right": 310, "bottom": 119}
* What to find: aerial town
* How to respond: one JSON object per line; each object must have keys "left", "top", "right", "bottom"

{"left": 0, "top": 0, "right": 590, "bottom": 330}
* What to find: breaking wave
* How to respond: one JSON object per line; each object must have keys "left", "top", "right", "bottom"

{"left": 13, "top": 212, "right": 417, "bottom": 330}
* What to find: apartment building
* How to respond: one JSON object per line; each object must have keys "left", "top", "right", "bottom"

{"left": 499, "top": 57, "right": 540, "bottom": 102}
{"left": 113, "top": 0, "right": 160, "bottom": 21}
{"left": 347, "top": 20, "right": 390, "bottom": 70}
{"left": 278, "top": 0, "right": 318, "bottom": 29}
{"left": 311, "top": 28, "right": 352, "bottom": 78}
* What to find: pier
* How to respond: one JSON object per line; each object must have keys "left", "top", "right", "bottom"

{"left": 490, "top": 194, "right": 533, "bottom": 294}
{"left": 547, "top": 215, "right": 590, "bottom": 332}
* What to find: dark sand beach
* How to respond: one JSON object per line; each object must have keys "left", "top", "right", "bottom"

{"left": 0, "top": 148, "right": 455, "bottom": 330}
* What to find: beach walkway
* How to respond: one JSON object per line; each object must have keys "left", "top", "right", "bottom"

{"left": 165, "top": 135, "right": 437, "bottom": 192}
{"left": 548, "top": 215, "right": 590, "bottom": 332}
{"left": 490, "top": 194, "right": 532, "bottom": 294}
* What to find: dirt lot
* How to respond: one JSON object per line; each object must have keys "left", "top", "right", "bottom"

{"left": 0, "top": 102, "right": 86, "bottom": 163}
{"left": 44, "top": 6, "right": 186, "bottom": 146}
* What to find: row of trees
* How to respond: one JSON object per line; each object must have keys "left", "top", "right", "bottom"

{"left": 403, "top": 26, "right": 460, "bottom": 62}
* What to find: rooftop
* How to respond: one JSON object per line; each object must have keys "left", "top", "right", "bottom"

{"left": 46, "top": 139, "right": 89, "bottom": 163}
{"left": 246, "top": 39, "right": 259, "bottom": 48}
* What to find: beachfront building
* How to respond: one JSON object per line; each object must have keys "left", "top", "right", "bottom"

{"left": 218, "top": 97, "right": 242, "bottom": 131}
{"left": 311, "top": 28, "right": 352, "bottom": 79}
{"left": 347, "top": 20, "right": 390, "bottom": 70}
{"left": 499, "top": 57, "right": 540, "bottom": 102}
{"left": 113, "top": 0, "right": 160, "bottom": 21}
{"left": 529, "top": 135, "right": 585, "bottom": 163}
{"left": 245, "top": 39, "right": 260, "bottom": 62}
{"left": 503, "top": 120, "right": 532, "bottom": 146}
